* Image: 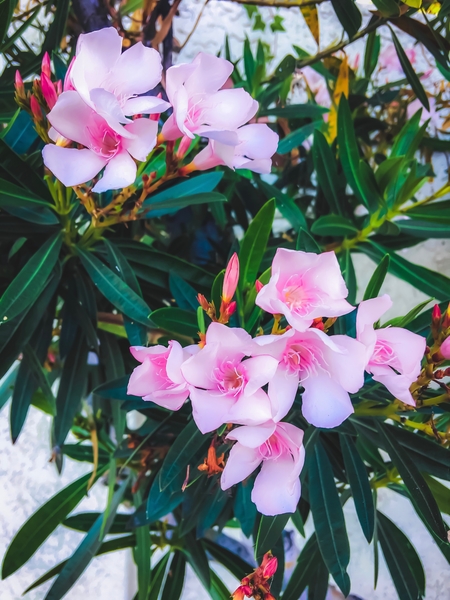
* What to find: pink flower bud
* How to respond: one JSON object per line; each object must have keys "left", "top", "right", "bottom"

{"left": 222, "top": 253, "right": 239, "bottom": 303}
{"left": 232, "top": 585, "right": 252, "bottom": 600}
{"left": 177, "top": 134, "right": 192, "bottom": 159}
{"left": 56, "top": 80, "right": 62, "bottom": 95}
{"left": 262, "top": 555, "right": 278, "bottom": 579}
{"left": 40, "top": 72, "right": 58, "bottom": 109}
{"left": 41, "top": 52, "right": 51, "bottom": 78}
{"left": 255, "top": 280, "right": 264, "bottom": 293}
{"left": 30, "top": 95, "right": 42, "bottom": 120}
{"left": 440, "top": 337, "right": 450, "bottom": 360}
{"left": 63, "top": 57, "right": 76, "bottom": 92}
{"left": 197, "top": 293, "right": 210, "bottom": 312}
{"left": 15, "top": 70, "right": 24, "bottom": 94}
{"left": 432, "top": 304, "right": 442, "bottom": 323}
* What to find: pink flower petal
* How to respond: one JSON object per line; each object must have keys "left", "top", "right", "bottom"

{"left": 236, "top": 124, "right": 279, "bottom": 160}
{"left": 42, "top": 146, "right": 107, "bottom": 187}
{"left": 109, "top": 43, "right": 162, "bottom": 97}
{"left": 252, "top": 456, "right": 301, "bottom": 516}
{"left": 243, "top": 355, "right": 279, "bottom": 397}
{"left": 46, "top": 90, "right": 94, "bottom": 146}
{"left": 220, "top": 443, "right": 261, "bottom": 490}
{"left": 302, "top": 373, "right": 354, "bottom": 428}
{"left": 92, "top": 150, "right": 137, "bottom": 193}
{"left": 200, "top": 89, "right": 258, "bottom": 131}
{"left": 190, "top": 388, "right": 235, "bottom": 433}
{"left": 123, "top": 118, "right": 158, "bottom": 161}
{"left": 227, "top": 388, "right": 273, "bottom": 426}
{"left": 122, "top": 96, "right": 171, "bottom": 116}
{"left": 227, "top": 422, "right": 276, "bottom": 448}
{"left": 356, "top": 294, "right": 392, "bottom": 345}
{"left": 184, "top": 53, "right": 233, "bottom": 95}
{"left": 267, "top": 366, "right": 299, "bottom": 422}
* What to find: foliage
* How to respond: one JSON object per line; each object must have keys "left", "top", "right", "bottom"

{"left": 1, "top": 1, "right": 450, "bottom": 599}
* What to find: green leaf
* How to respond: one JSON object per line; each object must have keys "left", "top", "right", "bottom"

{"left": 53, "top": 335, "right": 89, "bottom": 448}
{"left": 143, "top": 192, "right": 226, "bottom": 218}
{"left": 64, "top": 512, "right": 130, "bottom": 533}
{"left": 308, "top": 440, "right": 350, "bottom": 596}
{"left": 259, "top": 104, "right": 329, "bottom": 119}
{"left": 312, "top": 129, "right": 342, "bottom": 216}
{"left": 277, "top": 121, "right": 323, "bottom": 154}
{"left": 23, "top": 535, "right": 136, "bottom": 594}
{"left": 377, "top": 510, "right": 425, "bottom": 599}
{"left": 339, "top": 250, "right": 356, "bottom": 305}
{"left": 383, "top": 298, "right": 432, "bottom": 328}
{"left": 363, "top": 254, "right": 390, "bottom": 300}
{"left": 169, "top": 273, "right": 199, "bottom": 311}
{"left": 202, "top": 539, "right": 253, "bottom": 581}
{"left": 142, "top": 172, "right": 224, "bottom": 209}
{"left": 376, "top": 422, "right": 447, "bottom": 541}
{"left": 297, "top": 228, "right": 321, "bottom": 253}
{"left": 372, "top": 0, "right": 401, "bottom": 16}
{"left": 62, "top": 444, "right": 110, "bottom": 464}
{"left": 243, "top": 38, "right": 256, "bottom": 88}
{"left": 134, "top": 490, "right": 151, "bottom": 600}
{"left": 239, "top": 199, "right": 275, "bottom": 288}
{"left": 375, "top": 157, "right": 405, "bottom": 194}
{"left": 183, "top": 532, "right": 211, "bottom": 590}
{"left": 330, "top": 0, "right": 362, "bottom": 38}
{"left": 0, "top": 178, "right": 58, "bottom": 224}
{"left": 391, "top": 29, "right": 429, "bottom": 111}
{"left": 150, "top": 307, "right": 198, "bottom": 338}
{"left": 161, "top": 551, "right": 186, "bottom": 600}
{"left": 209, "top": 570, "right": 231, "bottom": 600}
{"left": 340, "top": 434, "right": 374, "bottom": 542}
{"left": 396, "top": 219, "right": 450, "bottom": 238}
{"left": 1, "top": 468, "right": 107, "bottom": 579}
{"left": 282, "top": 534, "right": 321, "bottom": 600}
{"left": 44, "top": 475, "right": 129, "bottom": 600}
{"left": 391, "top": 110, "right": 423, "bottom": 158}
{"left": 407, "top": 200, "right": 450, "bottom": 224}
{"left": 148, "top": 553, "right": 170, "bottom": 600}
{"left": 311, "top": 215, "right": 358, "bottom": 237}
{"left": 159, "top": 419, "right": 209, "bottom": 492}
{"left": 338, "top": 96, "right": 380, "bottom": 213}
{"left": 255, "top": 514, "right": 290, "bottom": 561}
{"left": 256, "top": 179, "right": 307, "bottom": 231}
{"left": 0, "top": 231, "right": 62, "bottom": 323}
{"left": 76, "top": 246, "right": 152, "bottom": 327}
{"left": 422, "top": 474, "right": 450, "bottom": 515}
{"left": 0, "top": 139, "right": 51, "bottom": 199}
{"left": 364, "top": 31, "right": 381, "bottom": 79}
{"left": 0, "top": 0, "right": 15, "bottom": 46}
{"left": 234, "top": 481, "right": 257, "bottom": 538}
{"left": 360, "top": 241, "right": 450, "bottom": 301}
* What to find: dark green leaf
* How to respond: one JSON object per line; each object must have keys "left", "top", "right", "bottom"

{"left": 0, "top": 0, "right": 15, "bottom": 46}
{"left": 396, "top": 219, "right": 450, "bottom": 239}
{"left": 44, "top": 475, "right": 129, "bottom": 600}
{"left": 240, "top": 199, "right": 275, "bottom": 287}
{"left": 159, "top": 419, "right": 209, "bottom": 492}
{"left": 143, "top": 192, "right": 226, "bottom": 218}
{"left": 64, "top": 512, "right": 131, "bottom": 534}
{"left": 53, "top": 335, "right": 89, "bottom": 448}
{"left": 202, "top": 539, "right": 253, "bottom": 581}
{"left": 0, "top": 139, "right": 50, "bottom": 199}
{"left": 234, "top": 481, "right": 257, "bottom": 538}
{"left": 308, "top": 441, "right": 350, "bottom": 596}
{"left": 62, "top": 444, "right": 110, "bottom": 464}
{"left": 282, "top": 534, "right": 321, "bottom": 600}
{"left": 312, "top": 130, "right": 342, "bottom": 216}
{"left": 376, "top": 422, "right": 446, "bottom": 540}
{"left": 243, "top": 38, "right": 256, "bottom": 87}
{"left": 340, "top": 434, "right": 374, "bottom": 542}
{"left": 330, "top": 0, "right": 362, "bottom": 38}
{"left": 339, "top": 250, "right": 356, "bottom": 305}
{"left": 363, "top": 254, "right": 390, "bottom": 300}
{"left": 0, "top": 178, "right": 58, "bottom": 225}
{"left": 259, "top": 104, "right": 329, "bottom": 119}
{"left": 183, "top": 532, "right": 211, "bottom": 590}
{"left": 209, "top": 570, "right": 231, "bottom": 600}
{"left": 161, "top": 551, "right": 186, "bottom": 600}
{"left": 364, "top": 31, "right": 381, "bottom": 79}
{"left": 0, "top": 231, "right": 62, "bottom": 323}
{"left": 377, "top": 510, "right": 425, "bottom": 599}
{"left": 256, "top": 179, "right": 307, "bottom": 231}
{"left": 1, "top": 468, "right": 106, "bottom": 579}
{"left": 255, "top": 514, "right": 290, "bottom": 561}
{"left": 372, "top": 0, "right": 400, "bottom": 16}
{"left": 76, "top": 246, "right": 152, "bottom": 327}
{"left": 278, "top": 121, "right": 323, "bottom": 154}
{"left": 297, "top": 228, "right": 321, "bottom": 253}
{"left": 148, "top": 553, "right": 170, "bottom": 600}
{"left": 150, "top": 307, "right": 198, "bottom": 338}
{"left": 391, "top": 110, "right": 423, "bottom": 159}
{"left": 143, "top": 172, "right": 223, "bottom": 209}
{"left": 311, "top": 215, "right": 358, "bottom": 237}
{"left": 169, "top": 273, "right": 199, "bottom": 311}
{"left": 391, "top": 29, "right": 429, "bottom": 111}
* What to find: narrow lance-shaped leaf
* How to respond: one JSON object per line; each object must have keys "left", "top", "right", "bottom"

{"left": 391, "top": 28, "right": 429, "bottom": 111}
{"left": 330, "top": 0, "right": 362, "bottom": 38}
{"left": 255, "top": 513, "right": 290, "bottom": 561}
{"left": 1, "top": 468, "right": 107, "bottom": 579}
{"left": 312, "top": 129, "right": 343, "bottom": 216}
{"left": 239, "top": 199, "right": 275, "bottom": 288}
{"left": 161, "top": 551, "right": 186, "bottom": 600}
{"left": 363, "top": 254, "right": 390, "bottom": 300}
{"left": 0, "top": 231, "right": 62, "bottom": 323}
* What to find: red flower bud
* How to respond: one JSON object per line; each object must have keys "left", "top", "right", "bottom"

{"left": 15, "top": 70, "right": 24, "bottom": 95}
{"left": 432, "top": 304, "right": 442, "bottom": 323}
{"left": 40, "top": 72, "right": 58, "bottom": 109}
{"left": 262, "top": 555, "right": 278, "bottom": 579}
{"left": 177, "top": 134, "right": 192, "bottom": 159}
{"left": 223, "top": 253, "right": 239, "bottom": 303}
{"left": 232, "top": 585, "right": 252, "bottom": 600}
{"left": 41, "top": 52, "right": 51, "bottom": 78}
{"left": 255, "top": 280, "right": 264, "bottom": 293}
{"left": 30, "top": 95, "right": 43, "bottom": 120}
{"left": 197, "top": 293, "right": 210, "bottom": 312}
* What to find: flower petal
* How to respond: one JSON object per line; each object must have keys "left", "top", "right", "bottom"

{"left": 108, "top": 43, "right": 162, "bottom": 97}
{"left": 92, "top": 150, "right": 137, "bottom": 193}
{"left": 220, "top": 443, "right": 261, "bottom": 490}
{"left": 123, "top": 118, "right": 158, "bottom": 161}
{"left": 190, "top": 388, "right": 235, "bottom": 433}
{"left": 200, "top": 89, "right": 258, "bottom": 131}
{"left": 227, "top": 388, "right": 273, "bottom": 426}
{"left": 267, "top": 366, "right": 299, "bottom": 422}
{"left": 185, "top": 53, "right": 233, "bottom": 95}
{"left": 243, "top": 355, "right": 279, "bottom": 397}
{"left": 122, "top": 95, "right": 171, "bottom": 116}
{"left": 236, "top": 124, "right": 279, "bottom": 160}
{"left": 252, "top": 456, "right": 301, "bottom": 516}
{"left": 227, "top": 422, "right": 276, "bottom": 448}
{"left": 356, "top": 294, "right": 392, "bottom": 346}
{"left": 302, "top": 373, "right": 354, "bottom": 428}
{"left": 46, "top": 90, "right": 94, "bottom": 146}
{"left": 89, "top": 88, "right": 135, "bottom": 137}
{"left": 42, "top": 146, "right": 106, "bottom": 187}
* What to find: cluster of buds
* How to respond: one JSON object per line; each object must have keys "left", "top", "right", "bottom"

{"left": 232, "top": 552, "right": 278, "bottom": 600}
{"left": 14, "top": 52, "right": 62, "bottom": 143}
{"left": 197, "top": 253, "right": 239, "bottom": 325}
{"left": 430, "top": 304, "right": 450, "bottom": 362}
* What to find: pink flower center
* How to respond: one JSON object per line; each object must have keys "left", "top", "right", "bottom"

{"left": 282, "top": 274, "right": 324, "bottom": 317}
{"left": 213, "top": 360, "right": 247, "bottom": 397}
{"left": 371, "top": 340, "right": 401, "bottom": 371}
{"left": 87, "top": 119, "right": 121, "bottom": 159}
{"left": 186, "top": 96, "right": 205, "bottom": 130}
{"left": 259, "top": 432, "right": 290, "bottom": 461}
{"left": 283, "top": 342, "right": 325, "bottom": 379}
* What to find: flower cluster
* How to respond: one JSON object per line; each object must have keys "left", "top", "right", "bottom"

{"left": 128, "top": 248, "right": 426, "bottom": 516}
{"left": 16, "top": 28, "right": 278, "bottom": 193}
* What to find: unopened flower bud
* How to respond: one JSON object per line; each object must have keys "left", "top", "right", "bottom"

{"left": 197, "top": 293, "right": 210, "bottom": 312}
{"left": 63, "top": 57, "right": 76, "bottom": 92}
{"left": 432, "top": 304, "right": 442, "bottom": 323}
{"left": 443, "top": 303, "right": 450, "bottom": 329}
{"left": 40, "top": 72, "right": 58, "bottom": 109}
{"left": 30, "top": 95, "right": 43, "bottom": 121}
{"left": 177, "top": 134, "right": 192, "bottom": 159}
{"left": 262, "top": 554, "right": 278, "bottom": 579}
{"left": 440, "top": 337, "right": 450, "bottom": 360}
{"left": 14, "top": 70, "right": 25, "bottom": 96}
{"left": 434, "top": 369, "right": 445, "bottom": 379}
{"left": 223, "top": 253, "right": 239, "bottom": 303}
{"left": 41, "top": 52, "right": 51, "bottom": 78}
{"left": 224, "top": 301, "right": 237, "bottom": 319}
{"left": 232, "top": 585, "right": 252, "bottom": 600}
{"left": 255, "top": 280, "right": 264, "bottom": 293}
{"left": 264, "top": 594, "right": 276, "bottom": 600}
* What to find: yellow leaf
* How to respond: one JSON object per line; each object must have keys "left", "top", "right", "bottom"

{"left": 402, "top": 0, "right": 422, "bottom": 6}
{"left": 300, "top": 5, "right": 320, "bottom": 47}
{"left": 426, "top": 2, "right": 441, "bottom": 14}
{"left": 326, "top": 56, "right": 349, "bottom": 142}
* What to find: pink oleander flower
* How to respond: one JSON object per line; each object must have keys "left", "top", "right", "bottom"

{"left": 42, "top": 90, "right": 157, "bottom": 192}
{"left": 127, "top": 341, "right": 195, "bottom": 410}
{"left": 183, "top": 124, "right": 279, "bottom": 175}
{"left": 221, "top": 421, "right": 305, "bottom": 515}
{"left": 68, "top": 27, "right": 169, "bottom": 132}
{"left": 254, "top": 327, "right": 366, "bottom": 428}
{"left": 181, "top": 323, "right": 278, "bottom": 434}
{"left": 356, "top": 294, "right": 426, "bottom": 405}
{"left": 162, "top": 52, "right": 258, "bottom": 143}
{"left": 41, "top": 72, "right": 58, "bottom": 110}
{"left": 256, "top": 249, "right": 354, "bottom": 332}
{"left": 440, "top": 337, "right": 450, "bottom": 360}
